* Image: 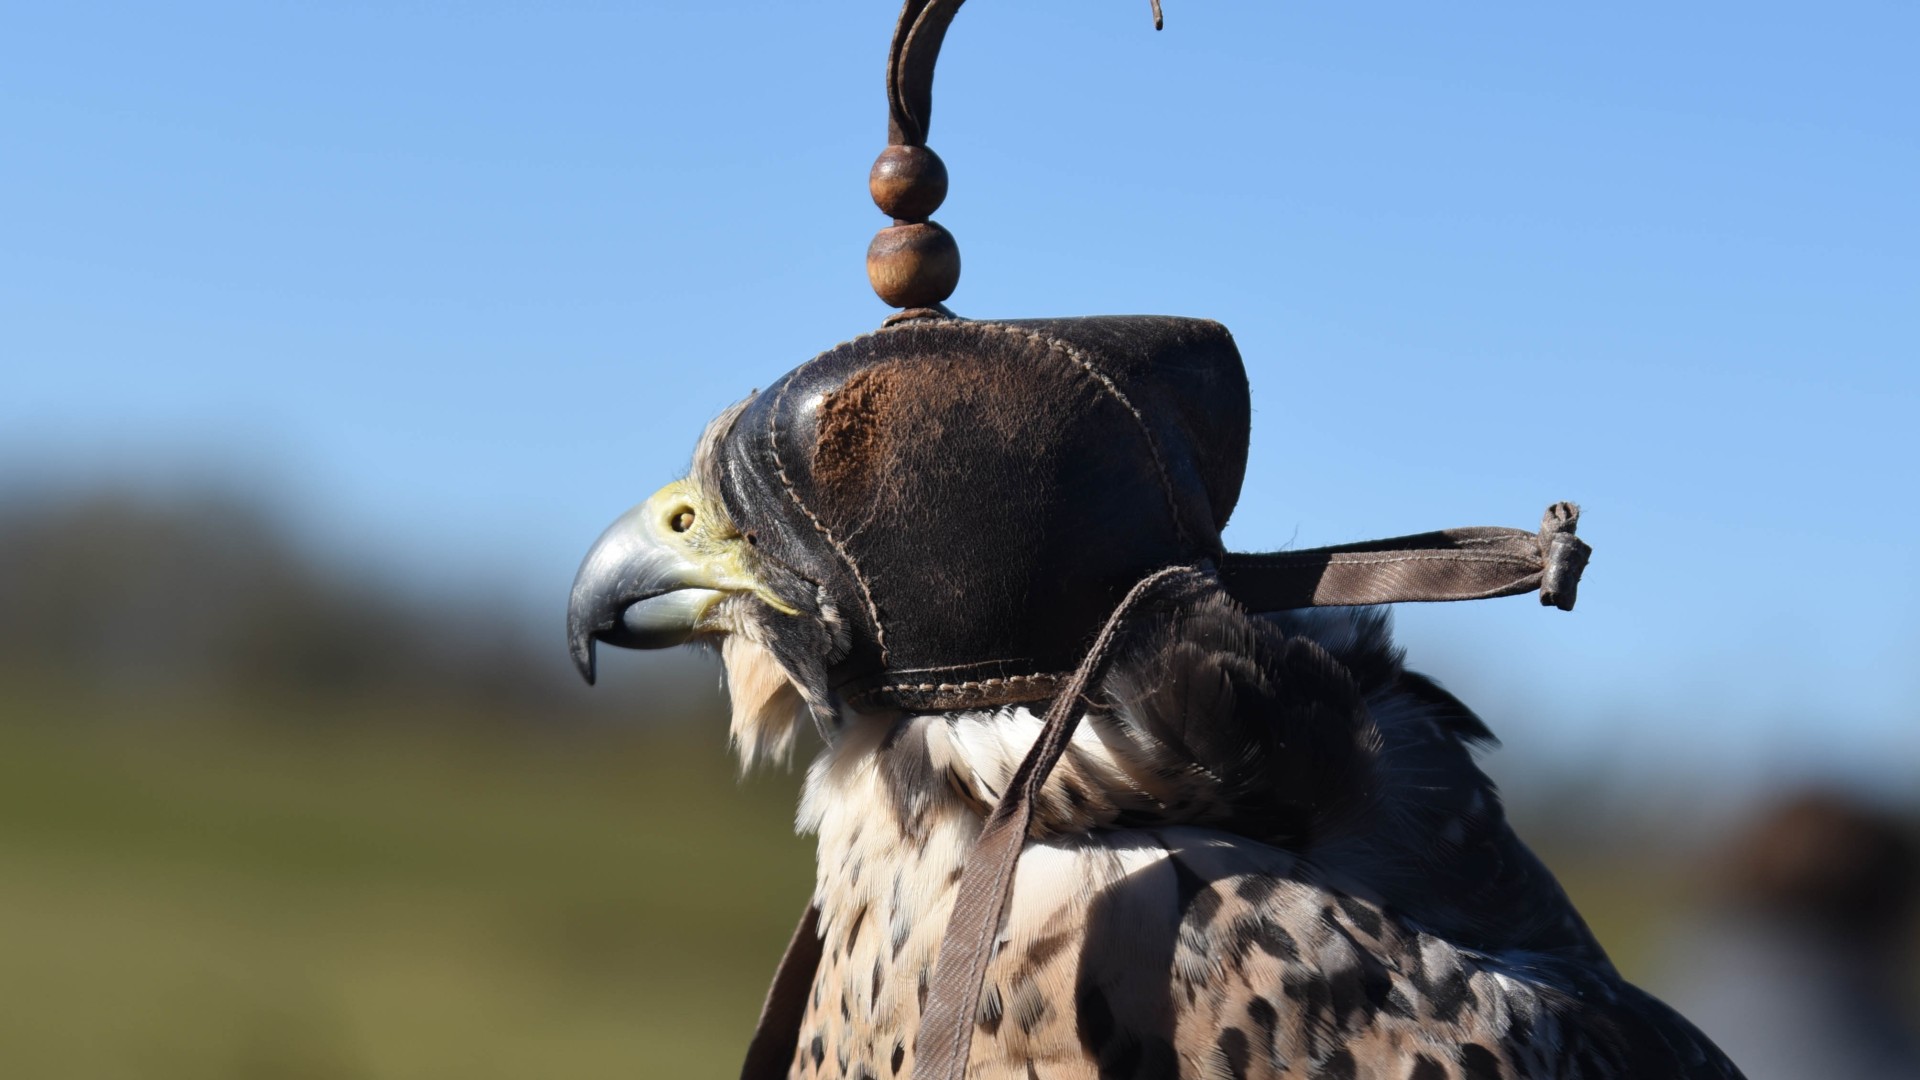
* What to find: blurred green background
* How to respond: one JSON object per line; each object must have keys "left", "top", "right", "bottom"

{"left": 0, "top": 489, "right": 814, "bottom": 1079}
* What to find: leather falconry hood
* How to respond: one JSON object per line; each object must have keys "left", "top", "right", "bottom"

{"left": 575, "top": 4, "right": 1596, "bottom": 1080}
{"left": 716, "top": 314, "right": 1250, "bottom": 713}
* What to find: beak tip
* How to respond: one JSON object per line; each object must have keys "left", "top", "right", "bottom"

{"left": 569, "top": 631, "right": 598, "bottom": 686}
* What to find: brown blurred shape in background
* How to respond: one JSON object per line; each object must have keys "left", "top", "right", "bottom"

{"left": 1661, "top": 792, "right": 1920, "bottom": 1080}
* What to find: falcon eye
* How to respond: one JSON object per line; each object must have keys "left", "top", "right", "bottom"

{"left": 670, "top": 508, "right": 696, "bottom": 533}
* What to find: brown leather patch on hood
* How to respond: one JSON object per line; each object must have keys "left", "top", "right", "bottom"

{"left": 810, "top": 353, "right": 1060, "bottom": 515}
{"left": 812, "top": 363, "right": 899, "bottom": 497}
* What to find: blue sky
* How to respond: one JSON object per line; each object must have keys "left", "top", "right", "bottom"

{"left": 4, "top": 2, "right": 1915, "bottom": 792}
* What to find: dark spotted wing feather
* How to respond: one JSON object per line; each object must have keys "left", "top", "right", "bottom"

{"left": 1148, "top": 832, "right": 1742, "bottom": 1079}
{"left": 786, "top": 573, "right": 1742, "bottom": 1079}
{"left": 1080, "top": 576, "right": 1740, "bottom": 1078}
{"left": 1104, "top": 580, "right": 1610, "bottom": 962}
{"left": 1100, "top": 575, "right": 1384, "bottom": 848}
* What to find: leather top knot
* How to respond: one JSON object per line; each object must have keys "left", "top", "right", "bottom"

{"left": 867, "top": 0, "right": 1167, "bottom": 311}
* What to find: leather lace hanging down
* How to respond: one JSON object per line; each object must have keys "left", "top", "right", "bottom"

{"left": 740, "top": 505, "right": 1590, "bottom": 1080}
{"left": 739, "top": 905, "right": 824, "bottom": 1080}
{"left": 912, "top": 565, "right": 1193, "bottom": 1080}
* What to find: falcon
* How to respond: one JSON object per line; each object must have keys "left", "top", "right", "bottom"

{"left": 568, "top": 315, "right": 1742, "bottom": 1079}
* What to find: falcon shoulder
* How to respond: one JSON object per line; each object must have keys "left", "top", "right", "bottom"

{"left": 789, "top": 576, "right": 1740, "bottom": 1079}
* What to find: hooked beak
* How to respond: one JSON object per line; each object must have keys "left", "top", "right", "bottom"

{"left": 567, "top": 483, "right": 757, "bottom": 685}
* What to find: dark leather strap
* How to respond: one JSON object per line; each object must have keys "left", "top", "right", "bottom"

{"left": 911, "top": 566, "right": 1189, "bottom": 1080}
{"left": 1222, "top": 501, "right": 1591, "bottom": 613}
{"left": 739, "top": 904, "right": 824, "bottom": 1080}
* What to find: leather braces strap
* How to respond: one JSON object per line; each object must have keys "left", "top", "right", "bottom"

{"left": 739, "top": 904, "right": 824, "bottom": 1080}
{"left": 911, "top": 566, "right": 1190, "bottom": 1080}
{"left": 1223, "top": 501, "right": 1591, "bottom": 613}
{"left": 744, "top": 506, "right": 1591, "bottom": 1080}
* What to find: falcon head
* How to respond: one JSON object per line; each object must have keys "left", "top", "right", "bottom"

{"left": 568, "top": 401, "right": 852, "bottom": 765}
{"left": 568, "top": 316, "right": 1250, "bottom": 764}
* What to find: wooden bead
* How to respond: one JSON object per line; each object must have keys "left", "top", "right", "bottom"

{"left": 867, "top": 221, "right": 960, "bottom": 308}
{"left": 869, "top": 145, "right": 948, "bottom": 221}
